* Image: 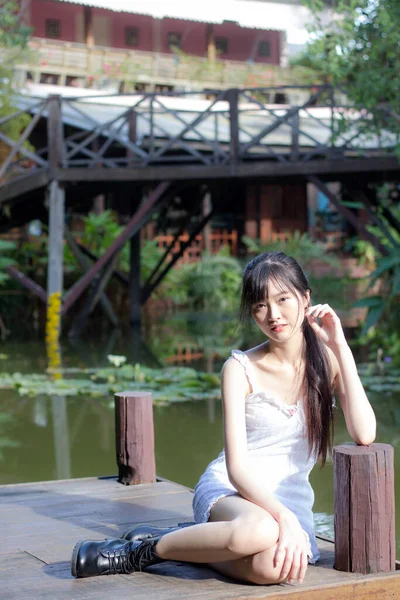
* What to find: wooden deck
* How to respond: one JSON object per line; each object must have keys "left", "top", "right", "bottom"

{"left": 1, "top": 475, "right": 399, "bottom": 599}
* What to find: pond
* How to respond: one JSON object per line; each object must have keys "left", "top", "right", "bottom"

{"left": 0, "top": 313, "right": 399, "bottom": 556}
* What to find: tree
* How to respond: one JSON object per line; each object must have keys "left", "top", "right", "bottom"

{"left": 293, "top": 2, "right": 400, "bottom": 356}
{"left": 0, "top": 1, "right": 33, "bottom": 149}
{"left": 296, "top": 0, "right": 400, "bottom": 153}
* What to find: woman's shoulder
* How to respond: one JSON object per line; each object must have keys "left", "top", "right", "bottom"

{"left": 223, "top": 350, "right": 248, "bottom": 374}
{"left": 226, "top": 344, "right": 267, "bottom": 368}
{"left": 221, "top": 351, "right": 252, "bottom": 396}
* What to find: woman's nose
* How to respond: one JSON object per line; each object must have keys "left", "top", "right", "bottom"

{"left": 268, "top": 304, "right": 281, "bottom": 321}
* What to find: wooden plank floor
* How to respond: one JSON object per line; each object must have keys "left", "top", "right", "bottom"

{"left": 1, "top": 476, "right": 399, "bottom": 600}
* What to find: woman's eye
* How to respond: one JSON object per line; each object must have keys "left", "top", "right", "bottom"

{"left": 279, "top": 297, "right": 289, "bottom": 303}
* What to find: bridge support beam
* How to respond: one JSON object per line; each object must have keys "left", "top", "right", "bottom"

{"left": 307, "top": 176, "right": 389, "bottom": 256}
{"left": 129, "top": 232, "right": 141, "bottom": 326}
{"left": 141, "top": 208, "right": 214, "bottom": 303}
{"left": 64, "top": 227, "right": 119, "bottom": 329}
{"left": 62, "top": 181, "right": 171, "bottom": 316}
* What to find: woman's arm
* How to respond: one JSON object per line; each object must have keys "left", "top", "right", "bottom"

{"left": 305, "top": 303, "right": 376, "bottom": 446}
{"left": 330, "top": 345, "right": 376, "bottom": 446}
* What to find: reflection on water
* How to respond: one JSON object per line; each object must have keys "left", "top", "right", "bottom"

{"left": 0, "top": 313, "right": 399, "bottom": 556}
{"left": 51, "top": 396, "right": 71, "bottom": 480}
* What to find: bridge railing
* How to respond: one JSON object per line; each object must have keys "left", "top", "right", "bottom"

{"left": 19, "top": 37, "right": 296, "bottom": 90}
{"left": 0, "top": 85, "right": 396, "bottom": 189}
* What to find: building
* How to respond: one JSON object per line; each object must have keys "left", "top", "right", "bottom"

{"left": 17, "top": 0, "right": 298, "bottom": 92}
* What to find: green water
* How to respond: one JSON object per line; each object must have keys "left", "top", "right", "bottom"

{"left": 0, "top": 316, "right": 399, "bottom": 554}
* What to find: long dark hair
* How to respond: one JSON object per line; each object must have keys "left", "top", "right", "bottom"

{"left": 239, "top": 251, "right": 334, "bottom": 466}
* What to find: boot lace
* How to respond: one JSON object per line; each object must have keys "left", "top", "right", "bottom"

{"left": 105, "top": 546, "right": 135, "bottom": 574}
{"left": 133, "top": 539, "right": 158, "bottom": 572}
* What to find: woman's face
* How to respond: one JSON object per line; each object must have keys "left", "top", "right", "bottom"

{"left": 251, "top": 278, "right": 309, "bottom": 341}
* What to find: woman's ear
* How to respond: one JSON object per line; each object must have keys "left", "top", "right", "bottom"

{"left": 304, "top": 289, "right": 311, "bottom": 307}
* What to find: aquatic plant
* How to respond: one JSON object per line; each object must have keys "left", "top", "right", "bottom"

{"left": 0, "top": 361, "right": 398, "bottom": 403}
{"left": 0, "top": 363, "right": 221, "bottom": 404}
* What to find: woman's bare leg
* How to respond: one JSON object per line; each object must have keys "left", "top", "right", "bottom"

{"left": 155, "top": 495, "right": 286, "bottom": 584}
{"left": 208, "top": 495, "right": 288, "bottom": 584}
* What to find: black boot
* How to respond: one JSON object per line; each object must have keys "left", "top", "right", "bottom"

{"left": 121, "top": 521, "right": 195, "bottom": 543}
{"left": 71, "top": 537, "right": 163, "bottom": 578}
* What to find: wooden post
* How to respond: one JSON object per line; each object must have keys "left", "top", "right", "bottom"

{"left": 227, "top": 89, "right": 239, "bottom": 175}
{"left": 202, "top": 189, "right": 212, "bottom": 253}
{"left": 206, "top": 24, "right": 216, "bottom": 62}
{"left": 92, "top": 195, "right": 105, "bottom": 214}
{"left": 84, "top": 6, "right": 94, "bottom": 47}
{"left": 333, "top": 443, "right": 396, "bottom": 574}
{"left": 114, "top": 391, "right": 156, "bottom": 485}
{"left": 291, "top": 111, "right": 300, "bottom": 161}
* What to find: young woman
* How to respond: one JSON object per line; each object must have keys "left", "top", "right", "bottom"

{"left": 72, "top": 251, "right": 376, "bottom": 585}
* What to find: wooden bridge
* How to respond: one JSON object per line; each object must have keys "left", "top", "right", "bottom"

{"left": 0, "top": 84, "right": 399, "bottom": 337}
{"left": 1, "top": 83, "right": 398, "bottom": 203}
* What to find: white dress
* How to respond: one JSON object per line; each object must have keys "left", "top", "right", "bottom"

{"left": 192, "top": 349, "right": 320, "bottom": 563}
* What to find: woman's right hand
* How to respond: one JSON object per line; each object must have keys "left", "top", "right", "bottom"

{"left": 274, "top": 510, "right": 309, "bottom": 584}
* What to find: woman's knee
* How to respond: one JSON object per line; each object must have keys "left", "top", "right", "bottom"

{"left": 226, "top": 514, "right": 279, "bottom": 556}
{"left": 246, "top": 546, "right": 287, "bottom": 585}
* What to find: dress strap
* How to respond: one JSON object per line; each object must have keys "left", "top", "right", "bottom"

{"left": 230, "top": 349, "right": 258, "bottom": 393}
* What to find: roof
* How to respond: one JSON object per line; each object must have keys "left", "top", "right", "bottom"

{"left": 53, "top": 0, "right": 317, "bottom": 44}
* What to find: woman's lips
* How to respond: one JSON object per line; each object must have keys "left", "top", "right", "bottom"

{"left": 271, "top": 324, "right": 287, "bottom": 332}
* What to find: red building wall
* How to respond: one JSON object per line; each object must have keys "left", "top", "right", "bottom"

{"left": 212, "top": 21, "right": 280, "bottom": 63}
{"left": 111, "top": 13, "right": 154, "bottom": 51}
{"left": 30, "top": 0, "right": 77, "bottom": 42}
{"left": 159, "top": 18, "right": 208, "bottom": 56}
{"left": 28, "top": 0, "right": 280, "bottom": 64}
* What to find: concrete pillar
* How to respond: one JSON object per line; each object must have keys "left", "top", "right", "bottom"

{"left": 46, "top": 181, "right": 65, "bottom": 349}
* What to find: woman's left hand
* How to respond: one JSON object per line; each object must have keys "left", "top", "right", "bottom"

{"left": 305, "top": 304, "right": 347, "bottom": 349}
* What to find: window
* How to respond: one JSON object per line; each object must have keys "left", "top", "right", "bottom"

{"left": 125, "top": 26, "right": 139, "bottom": 47}
{"left": 216, "top": 37, "right": 228, "bottom": 54}
{"left": 258, "top": 40, "right": 271, "bottom": 57}
{"left": 167, "top": 32, "right": 182, "bottom": 50}
{"left": 45, "top": 19, "right": 61, "bottom": 39}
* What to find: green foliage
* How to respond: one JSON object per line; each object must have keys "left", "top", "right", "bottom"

{"left": 0, "top": 362, "right": 222, "bottom": 404}
{"left": 0, "top": 2, "right": 32, "bottom": 49}
{"left": 81, "top": 211, "right": 125, "bottom": 263}
{"left": 144, "top": 312, "right": 244, "bottom": 364}
{"left": 301, "top": 0, "right": 400, "bottom": 155}
{"left": 0, "top": 2, "right": 34, "bottom": 160}
{"left": 11, "top": 210, "right": 183, "bottom": 302}
{"left": 354, "top": 247, "right": 400, "bottom": 333}
{"left": 309, "top": 274, "right": 356, "bottom": 311}
{"left": 345, "top": 238, "right": 377, "bottom": 269}
{"left": 175, "top": 248, "right": 242, "bottom": 311}
{"left": 0, "top": 239, "right": 16, "bottom": 285}
{"left": 242, "top": 230, "right": 339, "bottom": 270}
{"left": 1, "top": 359, "right": 398, "bottom": 402}
{"left": 346, "top": 185, "right": 400, "bottom": 348}
{"left": 64, "top": 210, "right": 185, "bottom": 303}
